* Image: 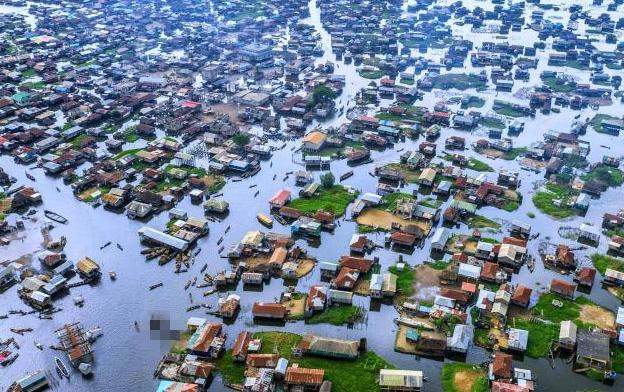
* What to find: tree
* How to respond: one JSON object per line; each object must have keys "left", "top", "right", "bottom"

{"left": 320, "top": 172, "right": 335, "bottom": 188}
{"left": 232, "top": 132, "right": 250, "bottom": 148}
{"left": 308, "top": 85, "right": 337, "bottom": 108}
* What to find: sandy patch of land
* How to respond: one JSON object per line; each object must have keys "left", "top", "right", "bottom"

{"left": 201, "top": 174, "right": 220, "bottom": 188}
{"left": 490, "top": 328, "right": 508, "bottom": 350}
{"left": 412, "top": 265, "right": 442, "bottom": 302}
{"left": 521, "top": 157, "right": 546, "bottom": 170}
{"left": 357, "top": 209, "right": 430, "bottom": 233}
{"left": 283, "top": 295, "right": 306, "bottom": 319}
{"left": 206, "top": 103, "right": 248, "bottom": 127}
{"left": 481, "top": 148, "right": 505, "bottom": 159}
{"left": 579, "top": 304, "right": 615, "bottom": 330}
{"left": 395, "top": 324, "right": 419, "bottom": 353}
{"left": 395, "top": 324, "right": 444, "bottom": 354}
{"left": 454, "top": 370, "right": 484, "bottom": 392}
{"left": 446, "top": 235, "right": 479, "bottom": 254}
{"left": 0, "top": 198, "right": 11, "bottom": 213}
{"left": 295, "top": 258, "right": 316, "bottom": 278}
{"left": 244, "top": 255, "right": 271, "bottom": 270}
{"left": 78, "top": 187, "right": 99, "bottom": 201}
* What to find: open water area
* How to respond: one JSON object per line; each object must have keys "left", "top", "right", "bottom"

{"left": 2, "top": 0, "right": 624, "bottom": 391}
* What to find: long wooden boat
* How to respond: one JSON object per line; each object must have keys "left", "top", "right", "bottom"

{"left": 340, "top": 171, "right": 354, "bottom": 181}
{"left": 55, "top": 357, "right": 69, "bottom": 378}
{"left": 44, "top": 210, "right": 67, "bottom": 224}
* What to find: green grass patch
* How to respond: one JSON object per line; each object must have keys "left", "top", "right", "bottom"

{"left": 375, "top": 107, "right": 422, "bottom": 122}
{"left": 169, "top": 330, "right": 192, "bottom": 355}
{"left": 562, "top": 154, "right": 589, "bottom": 169}
{"left": 379, "top": 192, "right": 415, "bottom": 211}
{"left": 389, "top": 264, "right": 414, "bottom": 298}
{"left": 461, "top": 96, "right": 485, "bottom": 109}
{"left": 581, "top": 165, "right": 624, "bottom": 187}
{"left": 511, "top": 318, "right": 558, "bottom": 358}
{"left": 124, "top": 132, "right": 140, "bottom": 143}
{"left": 383, "top": 163, "right": 420, "bottom": 183}
{"left": 467, "top": 158, "right": 493, "bottom": 172}
{"left": 215, "top": 350, "right": 245, "bottom": 383}
{"left": 217, "top": 331, "right": 395, "bottom": 392}
{"left": 563, "top": 60, "right": 590, "bottom": 70}
{"left": 441, "top": 363, "right": 488, "bottom": 392}
{"left": 532, "top": 293, "right": 592, "bottom": 324}
{"left": 21, "top": 81, "right": 46, "bottom": 90}
{"left": 307, "top": 305, "right": 362, "bottom": 326}
{"left": 502, "top": 147, "right": 528, "bottom": 161}
{"left": 359, "top": 70, "right": 384, "bottom": 79}
{"left": 113, "top": 148, "right": 142, "bottom": 160}
{"left": 432, "top": 74, "right": 487, "bottom": 90}
{"left": 418, "top": 198, "right": 442, "bottom": 209}
{"left": 613, "top": 346, "right": 624, "bottom": 373}
{"left": 467, "top": 215, "right": 501, "bottom": 229}
{"left": 288, "top": 185, "right": 357, "bottom": 217}
{"left": 427, "top": 260, "right": 451, "bottom": 270}
{"left": 493, "top": 100, "right": 529, "bottom": 117}
{"left": 21, "top": 68, "right": 36, "bottom": 78}
{"left": 532, "top": 183, "right": 577, "bottom": 218}
{"left": 69, "top": 134, "right": 89, "bottom": 148}
{"left": 473, "top": 327, "right": 491, "bottom": 347}
{"left": 103, "top": 123, "right": 117, "bottom": 134}
{"left": 165, "top": 164, "right": 207, "bottom": 177}
{"left": 358, "top": 224, "right": 387, "bottom": 234}
{"left": 502, "top": 200, "right": 520, "bottom": 212}
{"left": 542, "top": 76, "right": 576, "bottom": 93}
{"left": 590, "top": 113, "right": 618, "bottom": 134}
{"left": 591, "top": 253, "right": 624, "bottom": 274}
{"left": 480, "top": 117, "right": 506, "bottom": 130}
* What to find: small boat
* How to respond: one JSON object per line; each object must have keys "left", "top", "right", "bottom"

{"left": 100, "top": 241, "right": 111, "bottom": 250}
{"left": 149, "top": 282, "right": 163, "bottom": 290}
{"left": 34, "top": 341, "right": 43, "bottom": 350}
{"left": 73, "top": 295, "right": 84, "bottom": 306}
{"left": 340, "top": 171, "right": 353, "bottom": 181}
{"left": 108, "top": 271, "right": 117, "bottom": 280}
{"left": 55, "top": 357, "right": 70, "bottom": 379}
{"left": 44, "top": 210, "right": 67, "bottom": 224}
{"left": 257, "top": 213, "right": 273, "bottom": 228}
{"left": 25, "top": 171, "right": 36, "bottom": 181}
{"left": 10, "top": 328, "right": 32, "bottom": 335}
{"left": 116, "top": 243, "right": 123, "bottom": 251}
